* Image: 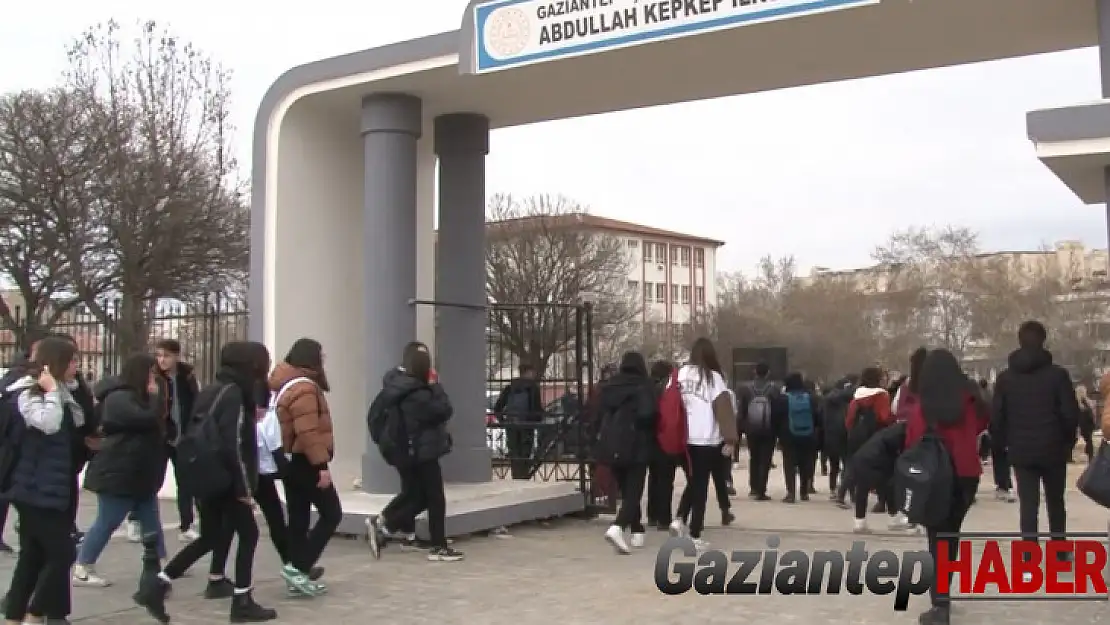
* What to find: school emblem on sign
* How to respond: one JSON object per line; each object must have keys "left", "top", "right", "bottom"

{"left": 484, "top": 6, "right": 531, "bottom": 59}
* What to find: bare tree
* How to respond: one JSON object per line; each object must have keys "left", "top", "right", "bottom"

{"left": 485, "top": 194, "right": 640, "bottom": 378}
{"left": 62, "top": 21, "right": 248, "bottom": 354}
{"left": 0, "top": 88, "right": 107, "bottom": 346}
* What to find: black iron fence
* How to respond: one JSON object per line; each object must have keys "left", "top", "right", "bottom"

{"left": 0, "top": 298, "right": 248, "bottom": 386}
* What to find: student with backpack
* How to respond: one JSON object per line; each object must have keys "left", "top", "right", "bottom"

{"left": 843, "top": 366, "right": 894, "bottom": 531}
{"left": 135, "top": 342, "right": 277, "bottom": 623}
{"left": 595, "top": 352, "right": 658, "bottom": 554}
{"left": 646, "top": 360, "right": 680, "bottom": 530}
{"left": 367, "top": 343, "right": 462, "bottom": 562}
{"left": 823, "top": 374, "right": 857, "bottom": 502}
{"left": 780, "top": 373, "right": 819, "bottom": 503}
{"left": 900, "top": 349, "right": 989, "bottom": 625}
{"left": 735, "top": 363, "right": 780, "bottom": 501}
{"left": 493, "top": 364, "right": 543, "bottom": 480}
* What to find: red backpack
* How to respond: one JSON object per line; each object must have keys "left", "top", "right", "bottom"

{"left": 656, "top": 370, "right": 687, "bottom": 456}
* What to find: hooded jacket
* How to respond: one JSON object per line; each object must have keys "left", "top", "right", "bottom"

{"left": 193, "top": 369, "right": 259, "bottom": 499}
{"left": 3, "top": 375, "right": 85, "bottom": 511}
{"left": 83, "top": 377, "right": 168, "bottom": 497}
{"left": 595, "top": 371, "right": 658, "bottom": 465}
{"left": 160, "top": 361, "right": 199, "bottom": 445}
{"left": 845, "top": 387, "right": 893, "bottom": 430}
{"left": 822, "top": 381, "right": 855, "bottom": 454}
{"left": 376, "top": 368, "right": 453, "bottom": 463}
{"left": 268, "top": 362, "right": 334, "bottom": 468}
{"left": 493, "top": 377, "right": 543, "bottom": 422}
{"left": 992, "top": 347, "right": 1078, "bottom": 467}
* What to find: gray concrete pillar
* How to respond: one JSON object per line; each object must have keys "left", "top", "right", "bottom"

{"left": 434, "top": 113, "right": 493, "bottom": 483}
{"left": 1100, "top": 0, "right": 1110, "bottom": 259}
{"left": 360, "top": 93, "right": 422, "bottom": 494}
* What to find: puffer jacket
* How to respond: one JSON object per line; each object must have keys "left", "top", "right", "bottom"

{"left": 83, "top": 377, "right": 168, "bottom": 497}
{"left": 377, "top": 368, "right": 453, "bottom": 463}
{"left": 268, "top": 363, "right": 334, "bottom": 467}
{"left": 992, "top": 347, "right": 1078, "bottom": 467}
{"left": 594, "top": 371, "right": 658, "bottom": 465}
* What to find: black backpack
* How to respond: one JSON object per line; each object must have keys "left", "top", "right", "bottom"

{"left": 895, "top": 428, "right": 955, "bottom": 526}
{"left": 745, "top": 383, "right": 774, "bottom": 435}
{"left": 368, "top": 388, "right": 419, "bottom": 467}
{"left": 175, "top": 385, "right": 233, "bottom": 500}
{"left": 593, "top": 399, "right": 637, "bottom": 466}
{"left": 846, "top": 404, "right": 879, "bottom": 455}
{"left": 0, "top": 388, "right": 26, "bottom": 498}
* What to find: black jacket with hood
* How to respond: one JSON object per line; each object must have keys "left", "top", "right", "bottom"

{"left": 493, "top": 377, "right": 542, "bottom": 422}
{"left": 193, "top": 368, "right": 259, "bottom": 499}
{"left": 822, "top": 380, "right": 856, "bottom": 456}
{"left": 83, "top": 377, "right": 168, "bottom": 498}
{"left": 377, "top": 368, "right": 453, "bottom": 463}
{"left": 595, "top": 370, "right": 658, "bottom": 465}
{"left": 992, "top": 346, "right": 1079, "bottom": 468}
{"left": 160, "top": 361, "right": 200, "bottom": 444}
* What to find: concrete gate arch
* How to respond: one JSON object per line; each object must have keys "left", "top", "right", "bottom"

{"left": 249, "top": 0, "right": 1109, "bottom": 506}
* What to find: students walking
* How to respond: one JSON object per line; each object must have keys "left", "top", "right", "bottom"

{"left": 268, "top": 338, "right": 341, "bottom": 589}
{"left": 736, "top": 363, "right": 780, "bottom": 501}
{"left": 368, "top": 342, "right": 461, "bottom": 562}
{"left": 669, "top": 338, "right": 738, "bottom": 550}
{"left": 73, "top": 354, "right": 168, "bottom": 588}
{"left": 594, "top": 352, "right": 658, "bottom": 554}
{"left": 134, "top": 342, "right": 278, "bottom": 623}
{"left": 779, "top": 372, "right": 818, "bottom": 503}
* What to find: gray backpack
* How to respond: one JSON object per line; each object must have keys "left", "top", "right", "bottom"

{"left": 746, "top": 383, "right": 773, "bottom": 435}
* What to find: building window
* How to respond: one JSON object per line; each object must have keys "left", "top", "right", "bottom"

{"left": 643, "top": 244, "right": 653, "bottom": 263}
{"left": 695, "top": 248, "right": 705, "bottom": 269}
{"left": 644, "top": 282, "right": 652, "bottom": 303}
{"left": 681, "top": 247, "right": 690, "bottom": 267}
{"left": 655, "top": 283, "right": 666, "bottom": 302}
{"left": 681, "top": 285, "right": 691, "bottom": 305}
{"left": 656, "top": 243, "right": 667, "bottom": 264}
{"left": 672, "top": 323, "right": 682, "bottom": 340}
{"left": 671, "top": 284, "right": 679, "bottom": 302}
{"left": 628, "top": 280, "right": 639, "bottom": 293}
{"left": 696, "top": 286, "right": 705, "bottom": 305}
{"left": 671, "top": 246, "right": 680, "bottom": 266}
{"left": 627, "top": 239, "right": 639, "bottom": 249}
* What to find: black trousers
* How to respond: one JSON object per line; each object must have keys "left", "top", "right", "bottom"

{"left": 854, "top": 479, "right": 896, "bottom": 519}
{"left": 781, "top": 436, "right": 816, "bottom": 496}
{"left": 284, "top": 456, "right": 342, "bottom": 573}
{"left": 646, "top": 453, "right": 682, "bottom": 525}
{"left": 170, "top": 447, "right": 197, "bottom": 531}
{"left": 1079, "top": 424, "right": 1095, "bottom": 461}
{"left": 1014, "top": 463, "right": 1067, "bottom": 543}
{"left": 611, "top": 463, "right": 647, "bottom": 532}
{"left": 927, "top": 477, "right": 979, "bottom": 606}
{"left": 837, "top": 461, "right": 854, "bottom": 502}
{"left": 255, "top": 474, "right": 289, "bottom": 564}
{"left": 991, "top": 446, "right": 1013, "bottom": 490}
{"left": 164, "top": 495, "right": 259, "bottom": 589}
{"left": 676, "top": 444, "right": 722, "bottom": 539}
{"left": 4, "top": 504, "right": 74, "bottom": 621}
{"left": 506, "top": 425, "right": 535, "bottom": 480}
{"left": 747, "top": 435, "right": 776, "bottom": 496}
{"left": 825, "top": 451, "right": 842, "bottom": 492}
{"left": 381, "top": 459, "right": 448, "bottom": 547}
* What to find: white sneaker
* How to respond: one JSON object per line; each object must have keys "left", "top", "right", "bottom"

{"left": 668, "top": 519, "right": 688, "bottom": 537}
{"left": 604, "top": 525, "right": 631, "bottom": 554}
{"left": 630, "top": 532, "right": 646, "bottom": 548}
{"left": 888, "top": 513, "right": 911, "bottom": 531}
{"left": 180, "top": 528, "right": 200, "bottom": 543}
{"left": 995, "top": 489, "right": 1016, "bottom": 503}
{"left": 125, "top": 520, "right": 142, "bottom": 543}
{"left": 692, "top": 537, "right": 711, "bottom": 552}
{"left": 72, "top": 564, "right": 112, "bottom": 587}
{"left": 853, "top": 518, "right": 870, "bottom": 534}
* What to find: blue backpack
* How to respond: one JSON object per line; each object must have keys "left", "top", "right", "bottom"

{"left": 786, "top": 391, "right": 814, "bottom": 437}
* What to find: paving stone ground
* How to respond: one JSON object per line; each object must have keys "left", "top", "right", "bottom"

{"left": 1, "top": 454, "right": 1108, "bottom": 624}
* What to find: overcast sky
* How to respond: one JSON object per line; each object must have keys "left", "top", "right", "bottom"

{"left": 3, "top": 0, "right": 1106, "bottom": 276}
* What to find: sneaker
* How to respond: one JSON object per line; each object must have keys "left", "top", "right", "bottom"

{"left": 668, "top": 519, "right": 688, "bottom": 537}
{"left": 853, "top": 518, "right": 870, "bottom": 534}
{"left": 279, "top": 564, "right": 324, "bottom": 597}
{"left": 782, "top": 494, "right": 796, "bottom": 504}
{"left": 888, "top": 513, "right": 912, "bottom": 531}
{"left": 365, "top": 518, "right": 381, "bottom": 559}
{"left": 229, "top": 590, "right": 278, "bottom": 622}
{"left": 630, "top": 532, "right": 646, "bottom": 548}
{"left": 427, "top": 546, "right": 464, "bottom": 562}
{"left": 204, "top": 577, "right": 235, "bottom": 599}
{"left": 72, "top": 564, "right": 112, "bottom": 587}
{"left": 604, "top": 524, "right": 631, "bottom": 554}
{"left": 721, "top": 511, "right": 735, "bottom": 526}
{"left": 753, "top": 493, "right": 771, "bottom": 502}
{"left": 125, "top": 520, "right": 142, "bottom": 543}
{"left": 995, "top": 488, "right": 1016, "bottom": 503}
{"left": 917, "top": 605, "right": 951, "bottom": 625}
{"left": 180, "top": 528, "right": 200, "bottom": 542}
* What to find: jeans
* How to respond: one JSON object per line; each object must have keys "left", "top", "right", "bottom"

{"left": 610, "top": 463, "right": 647, "bottom": 532}
{"left": 164, "top": 495, "right": 258, "bottom": 589}
{"left": 926, "top": 477, "right": 979, "bottom": 606}
{"left": 5, "top": 504, "right": 74, "bottom": 621}
{"left": 79, "top": 494, "right": 165, "bottom": 564}
{"left": 1014, "top": 463, "right": 1067, "bottom": 543}
{"left": 747, "top": 435, "right": 776, "bottom": 496}
{"left": 255, "top": 475, "right": 289, "bottom": 564}
{"left": 284, "top": 456, "right": 343, "bottom": 572}
{"left": 382, "top": 459, "right": 448, "bottom": 547}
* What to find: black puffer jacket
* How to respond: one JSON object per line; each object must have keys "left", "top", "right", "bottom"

{"left": 823, "top": 382, "right": 855, "bottom": 456}
{"left": 83, "top": 378, "right": 168, "bottom": 498}
{"left": 992, "top": 347, "right": 1079, "bottom": 468}
{"left": 380, "top": 368, "right": 453, "bottom": 463}
{"left": 595, "top": 372, "right": 657, "bottom": 465}
{"left": 850, "top": 421, "right": 906, "bottom": 490}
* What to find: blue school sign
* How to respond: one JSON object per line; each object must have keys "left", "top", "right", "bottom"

{"left": 472, "top": 0, "right": 880, "bottom": 74}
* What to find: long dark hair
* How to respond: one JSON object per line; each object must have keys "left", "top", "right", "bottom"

{"left": 784, "top": 372, "right": 805, "bottom": 392}
{"left": 619, "top": 351, "right": 647, "bottom": 376}
{"left": 918, "top": 349, "right": 967, "bottom": 426}
{"left": 219, "top": 342, "right": 270, "bottom": 410}
{"left": 120, "top": 353, "right": 157, "bottom": 403}
{"left": 28, "top": 337, "right": 76, "bottom": 393}
{"left": 688, "top": 337, "right": 722, "bottom": 389}
{"left": 403, "top": 348, "right": 432, "bottom": 384}
{"left": 284, "top": 338, "right": 329, "bottom": 392}
{"left": 907, "top": 347, "right": 927, "bottom": 394}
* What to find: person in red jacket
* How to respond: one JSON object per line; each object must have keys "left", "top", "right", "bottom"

{"left": 844, "top": 366, "right": 896, "bottom": 529}
{"left": 904, "top": 348, "right": 989, "bottom": 625}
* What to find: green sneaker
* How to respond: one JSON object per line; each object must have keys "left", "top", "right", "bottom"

{"left": 280, "top": 564, "right": 323, "bottom": 596}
